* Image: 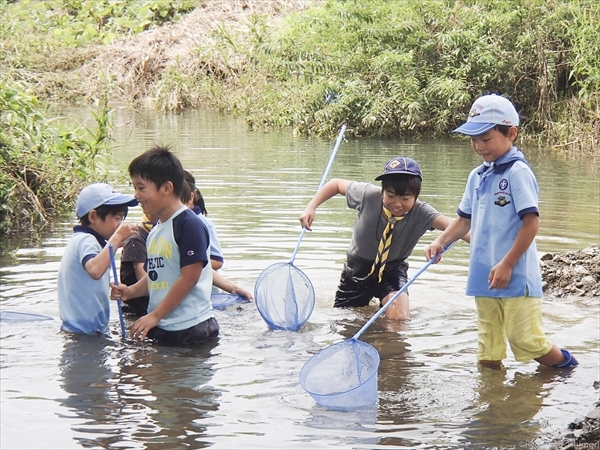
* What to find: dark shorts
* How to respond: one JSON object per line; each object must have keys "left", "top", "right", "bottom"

{"left": 147, "top": 317, "right": 219, "bottom": 346}
{"left": 121, "top": 296, "right": 149, "bottom": 317}
{"left": 334, "top": 264, "right": 409, "bottom": 308}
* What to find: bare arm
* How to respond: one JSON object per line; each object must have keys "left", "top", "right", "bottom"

{"left": 488, "top": 213, "right": 539, "bottom": 289}
{"left": 212, "top": 270, "right": 253, "bottom": 301}
{"left": 431, "top": 215, "right": 471, "bottom": 243}
{"left": 84, "top": 223, "right": 138, "bottom": 280}
{"left": 299, "top": 178, "right": 350, "bottom": 231}
{"left": 130, "top": 261, "right": 204, "bottom": 340}
{"left": 133, "top": 261, "right": 147, "bottom": 281}
{"left": 110, "top": 274, "right": 149, "bottom": 301}
{"left": 424, "top": 216, "right": 472, "bottom": 263}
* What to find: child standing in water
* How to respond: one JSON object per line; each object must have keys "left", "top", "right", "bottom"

{"left": 300, "top": 156, "right": 468, "bottom": 320}
{"left": 424, "top": 94, "right": 578, "bottom": 369}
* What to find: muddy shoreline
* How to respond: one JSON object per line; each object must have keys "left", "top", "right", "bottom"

{"left": 542, "top": 246, "right": 599, "bottom": 448}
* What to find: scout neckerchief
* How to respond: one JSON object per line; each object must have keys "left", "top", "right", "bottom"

{"left": 368, "top": 206, "right": 403, "bottom": 282}
{"left": 474, "top": 147, "right": 529, "bottom": 200}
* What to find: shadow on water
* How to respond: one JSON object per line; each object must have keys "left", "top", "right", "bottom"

{"left": 58, "top": 334, "right": 220, "bottom": 448}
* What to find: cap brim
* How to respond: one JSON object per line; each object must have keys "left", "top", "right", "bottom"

{"left": 452, "top": 122, "right": 496, "bottom": 136}
{"left": 104, "top": 195, "right": 139, "bottom": 208}
{"left": 375, "top": 171, "right": 422, "bottom": 181}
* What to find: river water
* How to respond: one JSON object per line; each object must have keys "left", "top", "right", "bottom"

{"left": 1, "top": 108, "right": 598, "bottom": 449}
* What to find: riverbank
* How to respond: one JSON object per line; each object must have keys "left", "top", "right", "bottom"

{"left": 542, "top": 246, "right": 600, "bottom": 449}
{"left": 2, "top": 0, "right": 599, "bottom": 151}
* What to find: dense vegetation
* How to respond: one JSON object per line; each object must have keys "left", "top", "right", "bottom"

{"left": 0, "top": 80, "right": 112, "bottom": 233}
{"left": 0, "top": 0, "right": 196, "bottom": 234}
{"left": 208, "top": 0, "right": 599, "bottom": 146}
{"left": 1, "top": 0, "right": 598, "bottom": 233}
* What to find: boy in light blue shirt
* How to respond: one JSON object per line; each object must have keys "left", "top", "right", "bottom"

{"left": 57, "top": 183, "right": 138, "bottom": 334}
{"left": 425, "top": 94, "right": 578, "bottom": 369}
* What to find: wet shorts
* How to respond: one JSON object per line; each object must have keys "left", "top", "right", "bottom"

{"left": 475, "top": 296, "right": 553, "bottom": 362}
{"left": 147, "top": 317, "right": 219, "bottom": 346}
{"left": 334, "top": 264, "right": 408, "bottom": 308}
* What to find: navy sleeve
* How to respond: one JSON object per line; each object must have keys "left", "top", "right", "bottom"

{"left": 172, "top": 209, "right": 210, "bottom": 268}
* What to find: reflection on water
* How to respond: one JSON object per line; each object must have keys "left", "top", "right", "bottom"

{"left": 1, "top": 109, "right": 598, "bottom": 449}
{"left": 58, "top": 334, "right": 220, "bottom": 449}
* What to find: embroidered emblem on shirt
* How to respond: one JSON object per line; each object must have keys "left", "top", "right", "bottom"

{"left": 187, "top": 250, "right": 195, "bottom": 256}
{"left": 148, "top": 270, "right": 158, "bottom": 281}
{"left": 499, "top": 179, "right": 508, "bottom": 190}
{"left": 494, "top": 196, "right": 511, "bottom": 207}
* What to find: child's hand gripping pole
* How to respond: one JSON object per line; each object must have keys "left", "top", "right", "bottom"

{"left": 108, "top": 243, "right": 127, "bottom": 339}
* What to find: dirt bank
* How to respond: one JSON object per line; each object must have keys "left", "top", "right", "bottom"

{"left": 542, "top": 246, "right": 599, "bottom": 449}
{"left": 75, "top": 0, "right": 315, "bottom": 108}
{"left": 540, "top": 245, "right": 600, "bottom": 297}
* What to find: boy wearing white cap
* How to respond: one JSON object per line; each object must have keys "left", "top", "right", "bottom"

{"left": 300, "top": 156, "right": 467, "bottom": 320}
{"left": 424, "top": 94, "right": 578, "bottom": 369}
{"left": 57, "top": 183, "right": 138, "bottom": 334}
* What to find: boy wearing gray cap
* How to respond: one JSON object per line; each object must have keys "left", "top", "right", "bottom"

{"left": 57, "top": 183, "right": 138, "bottom": 334}
{"left": 424, "top": 94, "right": 578, "bottom": 369}
{"left": 300, "top": 156, "right": 466, "bottom": 320}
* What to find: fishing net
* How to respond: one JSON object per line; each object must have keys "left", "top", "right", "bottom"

{"left": 254, "top": 262, "right": 315, "bottom": 331}
{"left": 299, "top": 339, "right": 380, "bottom": 410}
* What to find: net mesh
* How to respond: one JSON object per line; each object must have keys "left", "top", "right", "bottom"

{"left": 254, "top": 262, "right": 315, "bottom": 331}
{"left": 299, "top": 339, "right": 379, "bottom": 395}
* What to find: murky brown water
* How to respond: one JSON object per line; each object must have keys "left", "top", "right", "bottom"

{"left": 1, "top": 108, "right": 598, "bottom": 449}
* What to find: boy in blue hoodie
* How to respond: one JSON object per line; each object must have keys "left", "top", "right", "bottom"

{"left": 425, "top": 94, "right": 578, "bottom": 369}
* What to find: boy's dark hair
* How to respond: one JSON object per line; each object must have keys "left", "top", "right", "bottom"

{"left": 128, "top": 145, "right": 184, "bottom": 197}
{"left": 79, "top": 205, "right": 128, "bottom": 226}
{"left": 183, "top": 170, "right": 208, "bottom": 215}
{"left": 494, "top": 124, "right": 517, "bottom": 137}
{"left": 381, "top": 174, "right": 421, "bottom": 199}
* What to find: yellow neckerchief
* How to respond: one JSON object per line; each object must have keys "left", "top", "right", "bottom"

{"left": 367, "top": 206, "right": 404, "bottom": 282}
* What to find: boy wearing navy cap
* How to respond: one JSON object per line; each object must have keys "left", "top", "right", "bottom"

{"left": 425, "top": 94, "right": 578, "bottom": 369}
{"left": 300, "top": 156, "right": 468, "bottom": 320}
{"left": 57, "top": 183, "right": 138, "bottom": 334}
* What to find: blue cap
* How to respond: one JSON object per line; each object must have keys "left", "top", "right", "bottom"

{"left": 453, "top": 94, "right": 519, "bottom": 136}
{"left": 375, "top": 156, "right": 422, "bottom": 180}
{"left": 76, "top": 183, "right": 138, "bottom": 218}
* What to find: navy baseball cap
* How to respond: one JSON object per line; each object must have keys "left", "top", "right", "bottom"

{"left": 453, "top": 94, "right": 519, "bottom": 136}
{"left": 76, "top": 183, "right": 138, "bottom": 218}
{"left": 375, "top": 156, "right": 422, "bottom": 180}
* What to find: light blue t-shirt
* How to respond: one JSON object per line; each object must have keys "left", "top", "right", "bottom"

{"left": 147, "top": 206, "right": 213, "bottom": 331}
{"left": 57, "top": 227, "right": 110, "bottom": 334}
{"left": 457, "top": 147, "right": 543, "bottom": 297}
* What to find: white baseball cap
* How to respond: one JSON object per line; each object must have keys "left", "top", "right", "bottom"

{"left": 76, "top": 183, "right": 138, "bottom": 218}
{"left": 453, "top": 94, "right": 519, "bottom": 136}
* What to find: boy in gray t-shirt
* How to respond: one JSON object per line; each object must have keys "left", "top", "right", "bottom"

{"left": 300, "top": 156, "right": 467, "bottom": 320}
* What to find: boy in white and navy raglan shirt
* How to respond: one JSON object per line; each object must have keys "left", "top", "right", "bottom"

{"left": 425, "top": 94, "right": 578, "bottom": 369}
{"left": 110, "top": 145, "right": 217, "bottom": 346}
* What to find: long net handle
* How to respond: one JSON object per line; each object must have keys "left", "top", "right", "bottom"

{"left": 108, "top": 244, "right": 127, "bottom": 339}
{"left": 351, "top": 243, "right": 454, "bottom": 340}
{"left": 289, "top": 124, "right": 347, "bottom": 264}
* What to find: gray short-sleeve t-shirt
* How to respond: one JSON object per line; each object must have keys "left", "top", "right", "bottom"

{"left": 345, "top": 181, "right": 441, "bottom": 276}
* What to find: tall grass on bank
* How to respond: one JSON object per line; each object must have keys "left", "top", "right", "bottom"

{"left": 207, "top": 0, "right": 598, "bottom": 147}
{"left": 1, "top": 0, "right": 598, "bottom": 151}
{"left": 0, "top": 80, "right": 112, "bottom": 234}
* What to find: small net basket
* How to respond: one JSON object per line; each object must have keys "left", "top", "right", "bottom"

{"left": 254, "top": 262, "right": 315, "bottom": 331}
{"left": 299, "top": 339, "right": 380, "bottom": 410}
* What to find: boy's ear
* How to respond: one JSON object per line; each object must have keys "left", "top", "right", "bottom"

{"left": 509, "top": 126, "right": 519, "bottom": 140}
{"left": 160, "top": 181, "right": 174, "bottom": 195}
{"left": 87, "top": 209, "right": 98, "bottom": 222}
